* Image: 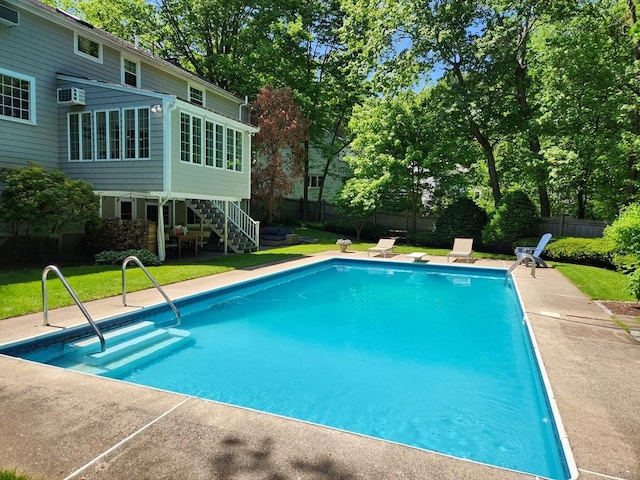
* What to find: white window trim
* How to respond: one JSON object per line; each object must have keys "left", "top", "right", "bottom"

{"left": 188, "top": 83, "right": 205, "bottom": 107}
{"left": 68, "top": 107, "right": 150, "bottom": 162}
{"left": 67, "top": 111, "right": 94, "bottom": 162}
{"left": 121, "top": 56, "right": 141, "bottom": 87}
{"left": 74, "top": 32, "right": 103, "bottom": 63}
{"left": 0, "top": 68, "right": 36, "bottom": 125}
{"left": 94, "top": 109, "right": 122, "bottom": 162}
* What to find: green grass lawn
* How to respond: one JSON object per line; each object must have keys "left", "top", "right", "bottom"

{"left": 554, "top": 263, "right": 635, "bottom": 302}
{"left": 0, "top": 226, "right": 633, "bottom": 320}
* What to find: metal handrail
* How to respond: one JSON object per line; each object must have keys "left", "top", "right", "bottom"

{"left": 122, "top": 256, "right": 181, "bottom": 326}
{"left": 42, "top": 265, "right": 105, "bottom": 353}
{"left": 506, "top": 253, "right": 536, "bottom": 280}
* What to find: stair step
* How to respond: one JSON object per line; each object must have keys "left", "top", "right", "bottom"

{"left": 57, "top": 329, "right": 192, "bottom": 377}
{"left": 81, "top": 328, "right": 172, "bottom": 365}
{"left": 64, "top": 321, "right": 156, "bottom": 356}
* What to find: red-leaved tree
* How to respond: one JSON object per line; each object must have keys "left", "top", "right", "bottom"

{"left": 252, "top": 86, "right": 309, "bottom": 224}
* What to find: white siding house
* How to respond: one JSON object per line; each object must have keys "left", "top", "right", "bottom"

{"left": 0, "top": 0, "right": 259, "bottom": 259}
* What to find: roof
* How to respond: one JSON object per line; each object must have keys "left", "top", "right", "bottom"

{"left": 7, "top": 0, "right": 247, "bottom": 106}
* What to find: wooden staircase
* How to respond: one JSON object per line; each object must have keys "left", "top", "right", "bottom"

{"left": 188, "top": 199, "right": 259, "bottom": 253}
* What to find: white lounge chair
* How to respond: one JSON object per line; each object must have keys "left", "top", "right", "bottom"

{"left": 447, "top": 238, "right": 474, "bottom": 263}
{"left": 367, "top": 238, "right": 397, "bottom": 257}
{"left": 516, "top": 233, "right": 552, "bottom": 267}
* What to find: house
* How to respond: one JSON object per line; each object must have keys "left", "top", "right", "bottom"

{"left": 0, "top": 0, "right": 260, "bottom": 260}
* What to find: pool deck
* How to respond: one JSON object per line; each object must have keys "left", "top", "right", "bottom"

{"left": 1, "top": 251, "right": 639, "bottom": 480}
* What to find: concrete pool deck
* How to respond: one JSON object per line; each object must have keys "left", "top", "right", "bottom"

{"left": 1, "top": 251, "right": 639, "bottom": 480}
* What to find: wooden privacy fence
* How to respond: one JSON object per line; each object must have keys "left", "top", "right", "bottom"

{"left": 274, "top": 199, "right": 608, "bottom": 238}
{"left": 539, "top": 215, "right": 607, "bottom": 238}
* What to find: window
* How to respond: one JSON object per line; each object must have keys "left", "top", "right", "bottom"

{"left": 189, "top": 86, "right": 204, "bottom": 106}
{"left": 192, "top": 116, "right": 202, "bottom": 165}
{"left": 308, "top": 175, "right": 323, "bottom": 189}
{"left": 123, "top": 107, "right": 149, "bottom": 159}
{"left": 74, "top": 33, "right": 102, "bottom": 63}
{"left": 68, "top": 112, "right": 93, "bottom": 161}
{"left": 205, "top": 121, "right": 215, "bottom": 167}
{"left": 118, "top": 199, "right": 133, "bottom": 220}
{"left": 226, "top": 127, "right": 243, "bottom": 172}
{"left": 180, "top": 113, "right": 191, "bottom": 163}
{"left": 234, "top": 130, "right": 243, "bottom": 172}
{"left": 68, "top": 107, "right": 148, "bottom": 161}
{"left": 215, "top": 124, "right": 224, "bottom": 168}
{"left": 0, "top": 69, "right": 35, "bottom": 124}
{"left": 146, "top": 204, "right": 169, "bottom": 224}
{"left": 226, "top": 128, "right": 235, "bottom": 170}
{"left": 180, "top": 111, "right": 243, "bottom": 171}
{"left": 123, "top": 58, "right": 140, "bottom": 87}
{"left": 95, "top": 110, "right": 121, "bottom": 160}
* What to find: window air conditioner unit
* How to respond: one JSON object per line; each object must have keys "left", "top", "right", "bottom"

{"left": 0, "top": 5, "right": 19, "bottom": 26}
{"left": 57, "top": 88, "right": 86, "bottom": 106}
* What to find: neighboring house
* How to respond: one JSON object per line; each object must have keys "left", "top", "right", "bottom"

{"left": 0, "top": 0, "right": 259, "bottom": 260}
{"left": 287, "top": 144, "right": 350, "bottom": 205}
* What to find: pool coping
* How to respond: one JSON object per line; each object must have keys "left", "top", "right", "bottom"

{"left": 1, "top": 251, "right": 639, "bottom": 480}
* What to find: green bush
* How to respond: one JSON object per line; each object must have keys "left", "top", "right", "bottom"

{"left": 94, "top": 249, "right": 161, "bottom": 266}
{"left": 604, "top": 202, "right": 640, "bottom": 271}
{"left": 482, "top": 191, "right": 540, "bottom": 250}
{"left": 86, "top": 218, "right": 151, "bottom": 254}
{"left": 430, "top": 198, "right": 488, "bottom": 248}
{"left": 544, "top": 237, "right": 616, "bottom": 269}
{"left": 629, "top": 269, "right": 640, "bottom": 302}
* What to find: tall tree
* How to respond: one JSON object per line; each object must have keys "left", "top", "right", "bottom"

{"left": 343, "top": 89, "right": 475, "bottom": 230}
{"left": 534, "top": 1, "right": 628, "bottom": 219}
{"left": 251, "top": 87, "right": 309, "bottom": 224}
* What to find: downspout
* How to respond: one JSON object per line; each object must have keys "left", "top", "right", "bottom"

{"left": 239, "top": 95, "right": 249, "bottom": 122}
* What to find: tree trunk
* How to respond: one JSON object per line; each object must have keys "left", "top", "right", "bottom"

{"left": 302, "top": 140, "right": 310, "bottom": 221}
{"left": 470, "top": 119, "right": 501, "bottom": 206}
{"left": 514, "top": 49, "right": 551, "bottom": 216}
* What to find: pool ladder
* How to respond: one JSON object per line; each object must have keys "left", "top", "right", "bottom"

{"left": 41, "top": 256, "right": 181, "bottom": 355}
{"left": 42, "top": 265, "right": 106, "bottom": 353}
{"left": 122, "top": 255, "right": 181, "bottom": 326}
{"left": 506, "top": 253, "right": 536, "bottom": 280}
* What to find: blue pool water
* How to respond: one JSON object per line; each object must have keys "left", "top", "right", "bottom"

{"left": 5, "top": 259, "right": 571, "bottom": 479}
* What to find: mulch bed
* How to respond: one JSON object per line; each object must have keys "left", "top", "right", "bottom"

{"left": 600, "top": 301, "right": 640, "bottom": 318}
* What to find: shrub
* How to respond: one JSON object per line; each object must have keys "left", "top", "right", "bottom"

{"left": 482, "top": 191, "right": 540, "bottom": 250}
{"left": 86, "top": 218, "right": 150, "bottom": 254}
{"left": 431, "top": 198, "right": 488, "bottom": 248}
{"left": 604, "top": 202, "right": 640, "bottom": 270}
{"left": 629, "top": 269, "right": 640, "bottom": 302}
{"left": 544, "top": 237, "right": 616, "bottom": 269}
{"left": 94, "top": 249, "right": 161, "bottom": 266}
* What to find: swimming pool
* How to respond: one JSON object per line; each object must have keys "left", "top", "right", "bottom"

{"left": 1, "top": 258, "right": 574, "bottom": 479}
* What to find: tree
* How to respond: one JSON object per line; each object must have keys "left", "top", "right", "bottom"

{"left": 534, "top": 1, "right": 628, "bottom": 219}
{"left": 343, "top": 89, "right": 475, "bottom": 231}
{"left": 251, "top": 87, "right": 309, "bottom": 224}
{"left": 0, "top": 164, "right": 99, "bottom": 257}
{"left": 334, "top": 177, "right": 380, "bottom": 240}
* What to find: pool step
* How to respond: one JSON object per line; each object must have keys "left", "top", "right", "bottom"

{"left": 64, "top": 321, "right": 156, "bottom": 357}
{"left": 58, "top": 322, "right": 192, "bottom": 377}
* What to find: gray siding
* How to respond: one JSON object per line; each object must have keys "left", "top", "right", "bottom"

{"left": 1, "top": 0, "right": 252, "bottom": 205}
{"left": 56, "top": 82, "right": 165, "bottom": 191}
{"left": 141, "top": 63, "right": 241, "bottom": 119}
{"left": 0, "top": 11, "right": 61, "bottom": 169}
{"left": 169, "top": 110, "right": 251, "bottom": 199}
